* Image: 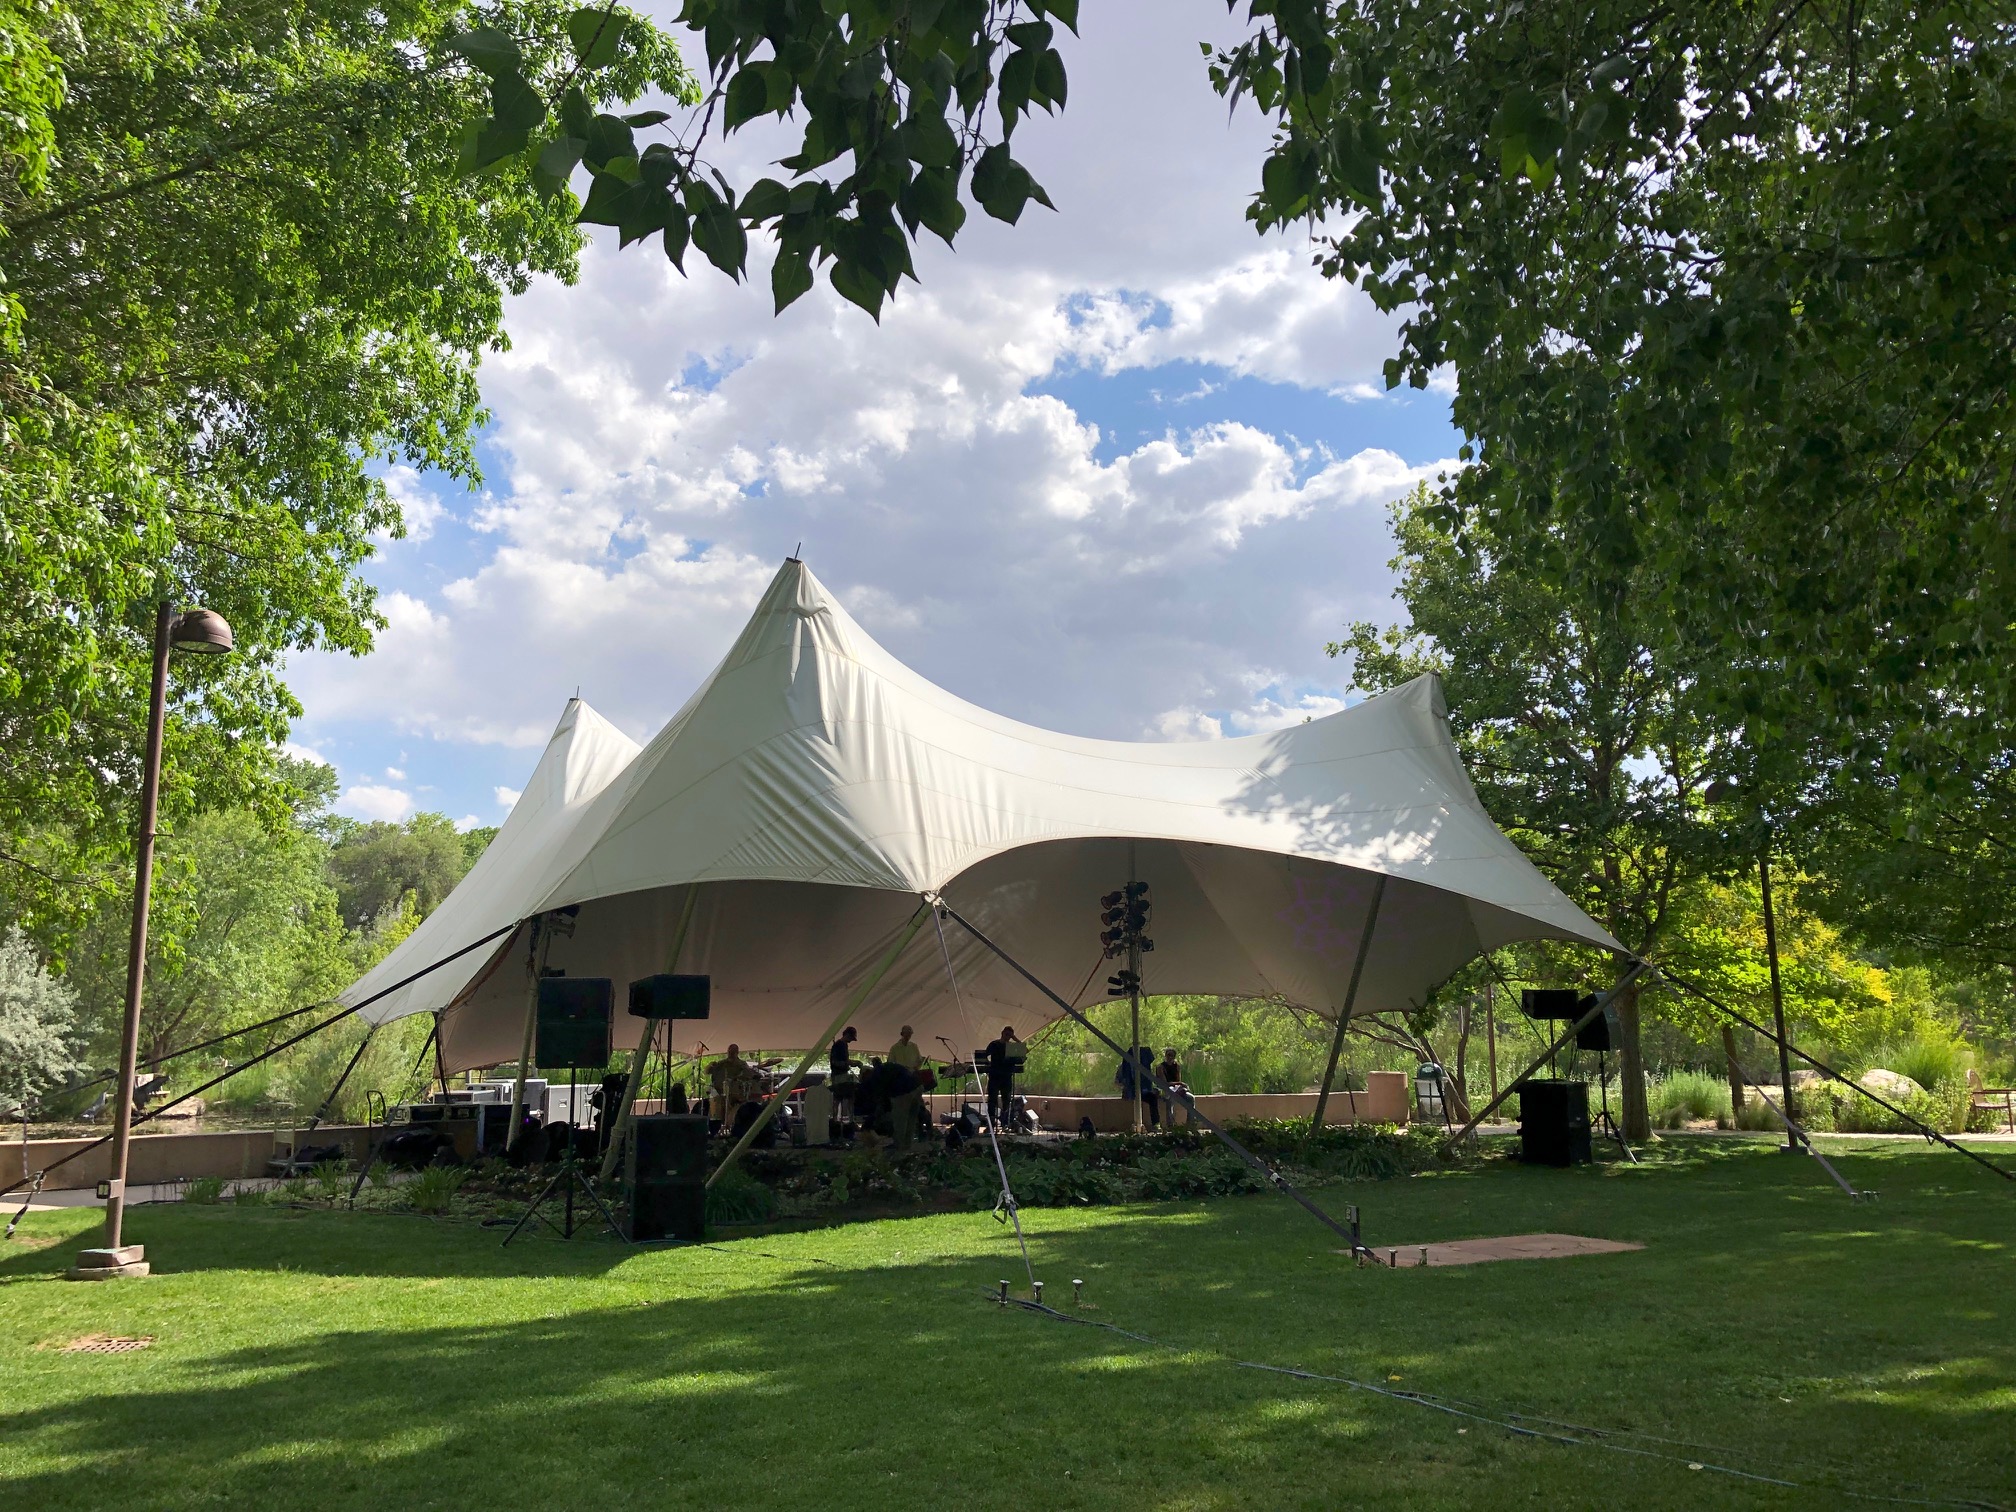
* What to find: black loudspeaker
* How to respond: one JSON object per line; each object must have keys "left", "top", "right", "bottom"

{"left": 630, "top": 1182, "right": 706, "bottom": 1243}
{"left": 627, "top": 1114, "right": 708, "bottom": 1241}
{"left": 1575, "top": 1005, "right": 1616, "bottom": 1052}
{"left": 1522, "top": 988, "right": 1582, "bottom": 1019}
{"left": 629, "top": 1114, "right": 709, "bottom": 1182}
{"left": 536, "top": 977, "right": 613, "bottom": 1067}
{"left": 1518, "top": 1079, "right": 1593, "bottom": 1166}
{"left": 628, "top": 973, "right": 712, "bottom": 1019}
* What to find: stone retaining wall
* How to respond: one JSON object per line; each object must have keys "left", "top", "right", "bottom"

{"left": 3, "top": 1125, "right": 375, "bottom": 1193}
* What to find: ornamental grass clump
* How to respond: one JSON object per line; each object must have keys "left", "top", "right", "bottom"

{"left": 1646, "top": 1069, "right": 1734, "bottom": 1130}
{"left": 404, "top": 1165, "right": 468, "bottom": 1215}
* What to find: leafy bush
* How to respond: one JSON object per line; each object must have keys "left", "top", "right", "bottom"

{"left": 404, "top": 1165, "right": 467, "bottom": 1215}
{"left": 705, "top": 1167, "right": 779, "bottom": 1225}
{"left": 182, "top": 1175, "right": 227, "bottom": 1204}
{"left": 1793, "top": 1076, "right": 1970, "bottom": 1136}
{"left": 1868, "top": 1031, "right": 1971, "bottom": 1093}
{"left": 1646, "top": 1069, "right": 1734, "bottom": 1130}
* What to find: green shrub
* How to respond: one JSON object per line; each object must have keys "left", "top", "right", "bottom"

{"left": 404, "top": 1165, "right": 467, "bottom": 1215}
{"left": 1646, "top": 1069, "right": 1734, "bottom": 1130}
{"left": 182, "top": 1175, "right": 227, "bottom": 1204}
{"left": 705, "top": 1167, "right": 779, "bottom": 1225}
{"left": 1733, "top": 1095, "right": 1784, "bottom": 1133}
{"left": 310, "top": 1161, "right": 350, "bottom": 1203}
{"left": 1869, "top": 1031, "right": 1971, "bottom": 1093}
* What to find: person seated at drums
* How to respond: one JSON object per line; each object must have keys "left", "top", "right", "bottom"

{"left": 710, "top": 1044, "right": 753, "bottom": 1122}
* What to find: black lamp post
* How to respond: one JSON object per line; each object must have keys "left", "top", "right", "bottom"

{"left": 73, "top": 603, "right": 233, "bottom": 1280}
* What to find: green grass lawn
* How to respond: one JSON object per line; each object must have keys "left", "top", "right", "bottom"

{"left": 3, "top": 1137, "right": 2012, "bottom": 1512}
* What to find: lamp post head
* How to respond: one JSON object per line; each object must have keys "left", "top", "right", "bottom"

{"left": 169, "top": 608, "right": 233, "bottom": 654}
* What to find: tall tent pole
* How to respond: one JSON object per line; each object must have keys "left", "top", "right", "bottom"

{"left": 505, "top": 915, "right": 549, "bottom": 1153}
{"left": 1128, "top": 841, "right": 1143, "bottom": 1134}
{"left": 707, "top": 903, "right": 931, "bottom": 1188}
{"left": 1310, "top": 874, "right": 1387, "bottom": 1134}
{"left": 1759, "top": 848, "right": 1803, "bottom": 1152}
{"left": 600, "top": 885, "right": 700, "bottom": 1184}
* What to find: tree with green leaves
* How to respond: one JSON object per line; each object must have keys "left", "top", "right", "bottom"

{"left": 62, "top": 808, "right": 361, "bottom": 1069}
{"left": 440, "top": 0, "right": 1077, "bottom": 317}
{"left": 0, "top": 0, "right": 693, "bottom": 919}
{"left": 0, "top": 925, "right": 85, "bottom": 1118}
{"left": 326, "top": 812, "right": 495, "bottom": 930}
{"left": 1211, "top": 0, "right": 2016, "bottom": 973}
{"left": 1335, "top": 485, "right": 1737, "bottom": 1136}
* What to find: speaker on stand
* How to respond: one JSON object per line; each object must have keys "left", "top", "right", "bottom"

{"left": 503, "top": 977, "right": 627, "bottom": 1246}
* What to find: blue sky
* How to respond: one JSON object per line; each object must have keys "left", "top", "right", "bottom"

{"left": 285, "top": 1, "right": 1460, "bottom": 828}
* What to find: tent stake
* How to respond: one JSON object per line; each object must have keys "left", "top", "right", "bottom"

{"left": 1310, "top": 874, "right": 1386, "bottom": 1135}
{"left": 706, "top": 903, "right": 931, "bottom": 1188}
{"left": 600, "top": 885, "right": 701, "bottom": 1184}
{"left": 1440, "top": 959, "right": 1652, "bottom": 1151}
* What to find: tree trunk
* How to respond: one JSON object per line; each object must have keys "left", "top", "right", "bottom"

{"left": 1721, "top": 1024, "right": 1746, "bottom": 1115}
{"left": 1614, "top": 976, "right": 1651, "bottom": 1140}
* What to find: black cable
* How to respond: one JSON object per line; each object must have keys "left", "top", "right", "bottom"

{"left": 1658, "top": 970, "right": 2015, "bottom": 1184}
{"left": 992, "top": 1296, "right": 2010, "bottom": 1511}
{"left": 2, "top": 922, "right": 518, "bottom": 1200}
{"left": 61, "top": 999, "right": 334, "bottom": 1097}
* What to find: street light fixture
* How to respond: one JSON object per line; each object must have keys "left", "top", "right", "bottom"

{"left": 70, "top": 603, "right": 233, "bottom": 1281}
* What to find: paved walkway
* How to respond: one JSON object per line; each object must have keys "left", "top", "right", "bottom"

{"left": 9, "top": 1178, "right": 283, "bottom": 1215}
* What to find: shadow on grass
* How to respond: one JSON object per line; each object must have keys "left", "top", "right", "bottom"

{"left": 3, "top": 1144, "right": 2013, "bottom": 1512}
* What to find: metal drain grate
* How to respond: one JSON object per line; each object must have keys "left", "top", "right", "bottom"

{"left": 62, "top": 1334, "right": 154, "bottom": 1354}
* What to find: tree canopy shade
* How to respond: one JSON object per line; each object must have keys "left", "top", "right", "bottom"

{"left": 1215, "top": 1, "right": 2016, "bottom": 863}
{"left": 0, "top": 0, "right": 695, "bottom": 906}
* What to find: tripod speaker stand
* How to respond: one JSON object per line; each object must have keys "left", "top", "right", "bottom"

{"left": 1577, "top": 1005, "right": 1639, "bottom": 1164}
{"left": 502, "top": 977, "right": 628, "bottom": 1247}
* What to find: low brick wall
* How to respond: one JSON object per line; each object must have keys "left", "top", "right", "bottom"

{"left": 925, "top": 1071, "right": 1409, "bottom": 1133}
{"left": 2, "top": 1125, "right": 374, "bottom": 1193}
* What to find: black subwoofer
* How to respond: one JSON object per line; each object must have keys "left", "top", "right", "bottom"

{"left": 1517, "top": 1079, "right": 1593, "bottom": 1166}
{"left": 626, "top": 1114, "right": 708, "bottom": 1241}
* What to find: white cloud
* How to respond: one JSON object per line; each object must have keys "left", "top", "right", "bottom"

{"left": 454, "top": 814, "right": 484, "bottom": 832}
{"left": 495, "top": 786, "right": 521, "bottom": 811}
{"left": 288, "top": 0, "right": 1451, "bottom": 792}
{"left": 339, "top": 784, "right": 415, "bottom": 822}
{"left": 377, "top": 464, "right": 450, "bottom": 543}
{"left": 281, "top": 741, "right": 329, "bottom": 766}
{"left": 385, "top": 765, "right": 405, "bottom": 780}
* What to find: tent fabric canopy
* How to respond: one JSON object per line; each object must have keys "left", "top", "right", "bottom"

{"left": 344, "top": 558, "right": 1621, "bottom": 1072}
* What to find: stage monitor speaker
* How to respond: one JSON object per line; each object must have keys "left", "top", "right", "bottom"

{"left": 629, "top": 1181, "right": 706, "bottom": 1242}
{"left": 628, "top": 1114, "right": 709, "bottom": 1184}
{"left": 1517, "top": 1078, "right": 1593, "bottom": 1166}
{"left": 1575, "top": 1005, "right": 1616, "bottom": 1052}
{"left": 535, "top": 977, "right": 613, "bottom": 1068}
{"left": 1522, "top": 988, "right": 1583, "bottom": 1020}
{"left": 628, "top": 973, "right": 712, "bottom": 1020}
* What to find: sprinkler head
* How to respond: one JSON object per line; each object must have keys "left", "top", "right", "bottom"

{"left": 1032, "top": 1280, "right": 1044, "bottom": 1305}
{"left": 998, "top": 1279, "right": 1009, "bottom": 1305}
{"left": 1072, "top": 1279, "right": 1084, "bottom": 1307}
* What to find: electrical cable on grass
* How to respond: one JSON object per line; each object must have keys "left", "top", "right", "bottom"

{"left": 991, "top": 1296, "right": 2011, "bottom": 1512}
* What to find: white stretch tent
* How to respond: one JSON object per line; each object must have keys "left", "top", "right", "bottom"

{"left": 344, "top": 558, "right": 1621, "bottom": 1071}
